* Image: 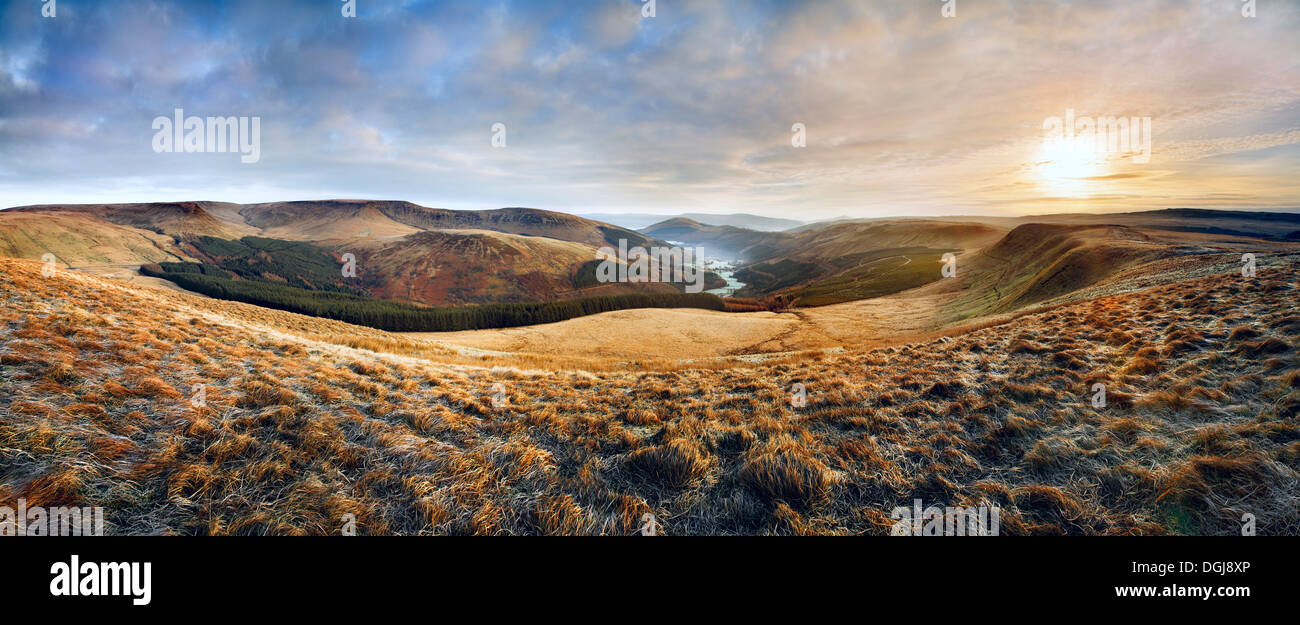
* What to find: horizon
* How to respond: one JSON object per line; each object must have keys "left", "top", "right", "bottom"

{"left": 3, "top": 198, "right": 1298, "bottom": 224}
{"left": 4, "top": 0, "right": 1300, "bottom": 557}
{"left": 2, "top": 0, "right": 1298, "bottom": 219}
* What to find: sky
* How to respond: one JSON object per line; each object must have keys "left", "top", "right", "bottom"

{"left": 1, "top": 0, "right": 1297, "bottom": 220}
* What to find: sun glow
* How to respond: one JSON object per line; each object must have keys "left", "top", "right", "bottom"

{"left": 1035, "top": 136, "right": 1106, "bottom": 196}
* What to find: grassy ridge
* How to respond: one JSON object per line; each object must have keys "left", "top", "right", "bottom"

{"left": 140, "top": 265, "right": 725, "bottom": 332}
{"left": 734, "top": 247, "right": 948, "bottom": 306}
{"left": 795, "top": 248, "right": 948, "bottom": 306}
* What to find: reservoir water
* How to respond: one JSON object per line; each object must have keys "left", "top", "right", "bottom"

{"left": 665, "top": 241, "right": 745, "bottom": 297}
{"left": 703, "top": 259, "right": 744, "bottom": 297}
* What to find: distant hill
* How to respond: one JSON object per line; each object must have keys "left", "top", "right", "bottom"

{"left": 0, "top": 210, "right": 193, "bottom": 267}
{"left": 580, "top": 212, "right": 804, "bottom": 231}
{"left": 735, "top": 220, "right": 1008, "bottom": 305}
{"left": 792, "top": 208, "right": 1300, "bottom": 239}
{"left": 6, "top": 201, "right": 254, "bottom": 240}
{"left": 782, "top": 220, "right": 1007, "bottom": 261}
{"left": 5, "top": 202, "right": 1298, "bottom": 312}
{"left": 1023, "top": 208, "right": 1300, "bottom": 239}
{"left": 6, "top": 250, "right": 1297, "bottom": 534}
{"left": 6, "top": 199, "right": 652, "bottom": 247}
{"left": 348, "top": 229, "right": 677, "bottom": 306}
{"left": 0, "top": 200, "right": 671, "bottom": 307}
{"left": 643, "top": 216, "right": 1010, "bottom": 305}
{"left": 641, "top": 217, "right": 793, "bottom": 261}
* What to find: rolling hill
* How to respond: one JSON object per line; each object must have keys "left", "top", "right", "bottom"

{"left": 1030, "top": 208, "right": 1300, "bottom": 240}
{"left": 348, "top": 229, "right": 676, "bottom": 306}
{"left": 652, "top": 211, "right": 1299, "bottom": 309}
{"left": 5, "top": 201, "right": 254, "bottom": 240}
{"left": 641, "top": 217, "right": 793, "bottom": 261}
{"left": 0, "top": 200, "right": 672, "bottom": 308}
{"left": 799, "top": 208, "right": 1300, "bottom": 240}
{"left": 721, "top": 219, "right": 1007, "bottom": 305}
{"left": 0, "top": 211, "right": 193, "bottom": 267}
{"left": 237, "top": 200, "right": 652, "bottom": 248}
{"left": 2, "top": 250, "right": 1295, "bottom": 535}
{"left": 4, "top": 202, "right": 1297, "bottom": 327}
{"left": 586, "top": 212, "right": 805, "bottom": 231}
{"left": 942, "top": 223, "right": 1293, "bottom": 322}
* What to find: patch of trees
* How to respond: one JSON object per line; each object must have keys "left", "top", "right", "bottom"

{"left": 140, "top": 265, "right": 726, "bottom": 332}
{"left": 181, "top": 235, "right": 362, "bottom": 293}
{"left": 149, "top": 261, "right": 234, "bottom": 279}
{"left": 572, "top": 259, "right": 727, "bottom": 292}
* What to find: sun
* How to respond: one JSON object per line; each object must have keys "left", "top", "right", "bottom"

{"left": 1035, "top": 136, "right": 1105, "bottom": 196}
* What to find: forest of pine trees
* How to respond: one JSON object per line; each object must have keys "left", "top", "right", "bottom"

{"left": 141, "top": 264, "right": 726, "bottom": 332}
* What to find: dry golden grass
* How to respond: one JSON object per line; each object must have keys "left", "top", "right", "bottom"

{"left": 415, "top": 307, "right": 808, "bottom": 360}
{"left": 1, "top": 255, "right": 1297, "bottom": 535}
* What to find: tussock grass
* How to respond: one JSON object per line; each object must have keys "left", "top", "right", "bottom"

{"left": 1, "top": 257, "right": 1297, "bottom": 534}
{"left": 738, "top": 436, "right": 835, "bottom": 507}
{"left": 625, "top": 439, "right": 712, "bottom": 488}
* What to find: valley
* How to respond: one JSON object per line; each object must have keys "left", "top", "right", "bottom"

{"left": 1, "top": 203, "right": 1297, "bottom": 536}
{"left": 4, "top": 202, "right": 1298, "bottom": 362}
{"left": 2, "top": 239, "right": 1295, "bottom": 535}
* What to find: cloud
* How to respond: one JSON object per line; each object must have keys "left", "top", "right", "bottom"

{"left": 0, "top": 0, "right": 1297, "bottom": 216}
{"left": 1158, "top": 130, "right": 1300, "bottom": 162}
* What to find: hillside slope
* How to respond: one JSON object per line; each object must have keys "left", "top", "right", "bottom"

{"left": 945, "top": 223, "right": 1291, "bottom": 321}
{"left": 732, "top": 220, "right": 1008, "bottom": 305}
{"left": 6, "top": 202, "right": 254, "bottom": 240}
{"left": 0, "top": 211, "right": 192, "bottom": 267}
{"left": 350, "top": 229, "right": 674, "bottom": 306}
{"left": 236, "top": 200, "right": 650, "bottom": 248}
{"left": 5, "top": 200, "right": 652, "bottom": 248}
{"left": 0, "top": 200, "right": 673, "bottom": 307}
{"left": 586, "top": 212, "right": 803, "bottom": 231}
{"left": 641, "top": 217, "right": 793, "bottom": 261}
{"left": 791, "top": 208, "right": 1300, "bottom": 240}
{"left": 1, "top": 256, "right": 1295, "bottom": 535}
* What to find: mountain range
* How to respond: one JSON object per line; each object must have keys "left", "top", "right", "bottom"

{"left": 577, "top": 212, "right": 806, "bottom": 232}
{"left": 6, "top": 202, "right": 1299, "bottom": 319}
{"left": 2, "top": 206, "right": 1296, "bottom": 535}
{"left": 0, "top": 200, "right": 674, "bottom": 307}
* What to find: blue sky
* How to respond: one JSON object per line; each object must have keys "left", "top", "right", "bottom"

{"left": 1, "top": 0, "right": 1297, "bottom": 218}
